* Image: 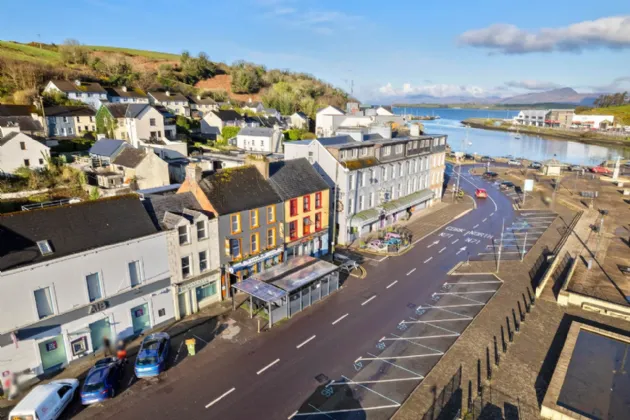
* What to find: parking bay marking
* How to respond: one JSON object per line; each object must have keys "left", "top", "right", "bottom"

{"left": 205, "top": 387, "right": 236, "bottom": 408}
{"left": 424, "top": 257, "right": 433, "bottom": 263}
{"left": 256, "top": 358, "right": 281, "bottom": 375}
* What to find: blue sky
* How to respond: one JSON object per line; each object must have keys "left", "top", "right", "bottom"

{"left": 2, "top": 0, "right": 629, "bottom": 102}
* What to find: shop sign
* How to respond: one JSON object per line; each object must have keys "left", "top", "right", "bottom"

{"left": 229, "top": 248, "right": 283, "bottom": 273}
{"left": 46, "top": 341, "right": 58, "bottom": 352}
{"left": 178, "top": 276, "right": 218, "bottom": 293}
{"left": 134, "top": 308, "right": 144, "bottom": 318}
{"left": 88, "top": 300, "right": 109, "bottom": 314}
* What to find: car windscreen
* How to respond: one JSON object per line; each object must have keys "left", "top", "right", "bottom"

{"left": 83, "top": 369, "right": 107, "bottom": 392}
{"left": 136, "top": 356, "right": 158, "bottom": 366}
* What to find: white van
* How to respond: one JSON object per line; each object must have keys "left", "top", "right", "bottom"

{"left": 9, "top": 379, "right": 79, "bottom": 420}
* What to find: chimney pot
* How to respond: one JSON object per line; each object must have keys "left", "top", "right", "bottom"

{"left": 165, "top": 91, "right": 171, "bottom": 97}
{"left": 122, "top": 86, "right": 128, "bottom": 92}
{"left": 74, "top": 80, "right": 81, "bottom": 86}
{"left": 246, "top": 155, "right": 270, "bottom": 179}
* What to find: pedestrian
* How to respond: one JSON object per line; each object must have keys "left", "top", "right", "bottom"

{"left": 102, "top": 336, "right": 112, "bottom": 357}
{"left": 116, "top": 339, "right": 127, "bottom": 362}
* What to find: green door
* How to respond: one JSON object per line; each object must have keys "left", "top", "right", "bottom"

{"left": 131, "top": 304, "right": 150, "bottom": 334}
{"left": 39, "top": 335, "right": 67, "bottom": 372}
{"left": 89, "top": 318, "right": 112, "bottom": 351}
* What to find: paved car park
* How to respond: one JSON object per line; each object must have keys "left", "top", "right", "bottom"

{"left": 291, "top": 274, "right": 502, "bottom": 419}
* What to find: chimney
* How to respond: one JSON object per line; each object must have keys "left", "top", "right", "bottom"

{"left": 197, "top": 95, "right": 201, "bottom": 100}
{"left": 165, "top": 91, "right": 171, "bottom": 97}
{"left": 122, "top": 86, "right": 128, "bottom": 92}
{"left": 74, "top": 80, "right": 81, "bottom": 86}
{"left": 97, "top": 133, "right": 106, "bottom": 140}
{"left": 246, "top": 154, "right": 270, "bottom": 179}
{"left": 185, "top": 163, "right": 202, "bottom": 185}
{"left": 410, "top": 124, "right": 421, "bottom": 137}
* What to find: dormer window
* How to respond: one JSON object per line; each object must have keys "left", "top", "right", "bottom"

{"left": 37, "top": 240, "right": 53, "bottom": 256}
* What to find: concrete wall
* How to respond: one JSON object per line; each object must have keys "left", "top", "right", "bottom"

{"left": 0, "top": 132, "right": 50, "bottom": 173}
{"left": 131, "top": 153, "right": 170, "bottom": 190}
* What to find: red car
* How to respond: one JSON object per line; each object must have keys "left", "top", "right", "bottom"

{"left": 475, "top": 188, "right": 488, "bottom": 198}
{"left": 591, "top": 166, "right": 612, "bottom": 174}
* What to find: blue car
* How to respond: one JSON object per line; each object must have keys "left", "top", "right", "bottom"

{"left": 134, "top": 332, "right": 170, "bottom": 378}
{"left": 80, "top": 358, "right": 122, "bottom": 405}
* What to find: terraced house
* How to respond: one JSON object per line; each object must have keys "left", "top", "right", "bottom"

{"left": 44, "top": 106, "right": 96, "bottom": 137}
{"left": 177, "top": 160, "right": 284, "bottom": 298}
{"left": 285, "top": 132, "right": 447, "bottom": 245}
{"left": 43, "top": 80, "right": 108, "bottom": 110}
{"left": 268, "top": 158, "right": 330, "bottom": 258}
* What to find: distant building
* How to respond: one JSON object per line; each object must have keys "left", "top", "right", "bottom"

{"left": 148, "top": 90, "right": 190, "bottom": 117}
{"left": 547, "top": 109, "right": 575, "bottom": 128}
{"left": 43, "top": 80, "right": 108, "bottom": 109}
{"left": 289, "top": 112, "right": 309, "bottom": 130}
{"left": 0, "top": 104, "right": 44, "bottom": 138}
{"left": 44, "top": 106, "right": 96, "bottom": 137}
{"left": 316, "top": 105, "right": 405, "bottom": 137}
{"left": 572, "top": 114, "right": 615, "bottom": 130}
{"left": 514, "top": 110, "right": 550, "bottom": 127}
{"left": 106, "top": 86, "right": 149, "bottom": 104}
{"left": 187, "top": 95, "right": 218, "bottom": 118}
{"left": 96, "top": 103, "right": 172, "bottom": 145}
{"left": 201, "top": 110, "right": 245, "bottom": 136}
{"left": 235, "top": 127, "right": 283, "bottom": 153}
{"left": 0, "top": 132, "right": 50, "bottom": 173}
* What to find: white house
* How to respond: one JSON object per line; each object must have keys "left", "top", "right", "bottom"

{"left": 111, "top": 147, "right": 170, "bottom": 190}
{"left": 0, "top": 132, "right": 50, "bottom": 174}
{"left": 316, "top": 105, "right": 404, "bottom": 137}
{"left": 572, "top": 114, "right": 615, "bottom": 130}
{"left": 316, "top": 105, "right": 346, "bottom": 137}
{"left": 289, "top": 112, "right": 309, "bottom": 130}
{"left": 235, "top": 127, "right": 283, "bottom": 153}
{"left": 148, "top": 91, "right": 190, "bottom": 117}
{"left": 106, "top": 86, "right": 149, "bottom": 104}
{"left": 0, "top": 104, "right": 44, "bottom": 138}
{"left": 43, "top": 80, "right": 108, "bottom": 110}
{"left": 514, "top": 110, "right": 549, "bottom": 127}
{"left": 98, "top": 104, "right": 172, "bottom": 147}
{"left": 0, "top": 196, "right": 174, "bottom": 384}
{"left": 187, "top": 95, "right": 218, "bottom": 118}
{"left": 142, "top": 192, "right": 221, "bottom": 320}
{"left": 200, "top": 110, "right": 245, "bottom": 136}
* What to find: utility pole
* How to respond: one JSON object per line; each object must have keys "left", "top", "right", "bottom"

{"left": 497, "top": 218, "right": 505, "bottom": 273}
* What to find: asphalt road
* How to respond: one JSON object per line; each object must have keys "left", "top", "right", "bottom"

{"left": 74, "top": 165, "right": 517, "bottom": 420}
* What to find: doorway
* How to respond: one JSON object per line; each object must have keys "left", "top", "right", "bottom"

{"left": 38, "top": 335, "right": 67, "bottom": 373}
{"left": 131, "top": 303, "right": 150, "bottom": 335}
{"left": 89, "top": 318, "right": 112, "bottom": 352}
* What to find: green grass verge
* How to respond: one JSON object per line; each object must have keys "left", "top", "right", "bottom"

{"left": 0, "top": 40, "right": 60, "bottom": 63}
{"left": 580, "top": 105, "right": 630, "bottom": 126}
{"left": 87, "top": 45, "right": 179, "bottom": 60}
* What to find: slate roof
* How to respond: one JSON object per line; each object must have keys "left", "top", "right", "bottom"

{"left": 0, "top": 195, "right": 158, "bottom": 271}
{"left": 317, "top": 135, "right": 355, "bottom": 146}
{"left": 211, "top": 110, "right": 244, "bottom": 122}
{"left": 142, "top": 192, "right": 206, "bottom": 230}
{"left": 45, "top": 106, "right": 95, "bottom": 117}
{"left": 268, "top": 158, "right": 329, "bottom": 200}
{"left": 199, "top": 166, "right": 282, "bottom": 215}
{"left": 148, "top": 91, "right": 188, "bottom": 103}
{"left": 238, "top": 127, "right": 274, "bottom": 137}
{"left": 0, "top": 116, "right": 43, "bottom": 132}
{"left": 0, "top": 104, "right": 36, "bottom": 117}
{"left": 89, "top": 139, "right": 127, "bottom": 158}
{"left": 112, "top": 147, "right": 147, "bottom": 168}
{"left": 105, "top": 87, "right": 147, "bottom": 99}
{"left": 188, "top": 96, "right": 217, "bottom": 105}
{"left": 292, "top": 112, "right": 308, "bottom": 119}
{"left": 0, "top": 132, "right": 20, "bottom": 147}
{"left": 104, "top": 103, "right": 149, "bottom": 119}
{"left": 49, "top": 80, "right": 106, "bottom": 94}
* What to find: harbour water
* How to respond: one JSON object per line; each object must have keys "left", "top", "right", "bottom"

{"left": 392, "top": 107, "right": 630, "bottom": 165}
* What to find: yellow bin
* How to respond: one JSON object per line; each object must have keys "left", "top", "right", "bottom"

{"left": 185, "top": 338, "right": 196, "bottom": 356}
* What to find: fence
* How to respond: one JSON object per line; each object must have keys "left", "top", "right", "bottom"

{"left": 421, "top": 366, "right": 463, "bottom": 420}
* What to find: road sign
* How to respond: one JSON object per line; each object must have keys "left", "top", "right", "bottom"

{"left": 524, "top": 179, "right": 534, "bottom": 192}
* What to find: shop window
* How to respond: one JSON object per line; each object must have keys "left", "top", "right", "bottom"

{"left": 290, "top": 199, "right": 298, "bottom": 217}
{"left": 303, "top": 216, "right": 311, "bottom": 235}
{"left": 230, "top": 214, "right": 241, "bottom": 234}
{"left": 196, "top": 282, "right": 217, "bottom": 302}
{"left": 303, "top": 195, "right": 311, "bottom": 212}
{"left": 250, "top": 209, "right": 259, "bottom": 228}
{"left": 267, "top": 228, "right": 276, "bottom": 248}
{"left": 315, "top": 192, "right": 322, "bottom": 209}
{"left": 315, "top": 213, "right": 322, "bottom": 231}
{"left": 289, "top": 221, "right": 298, "bottom": 240}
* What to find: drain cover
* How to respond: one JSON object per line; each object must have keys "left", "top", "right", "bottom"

{"left": 315, "top": 373, "right": 329, "bottom": 383}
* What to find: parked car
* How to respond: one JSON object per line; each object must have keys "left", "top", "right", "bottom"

{"left": 9, "top": 379, "right": 79, "bottom": 420}
{"left": 500, "top": 181, "right": 515, "bottom": 190}
{"left": 568, "top": 165, "right": 584, "bottom": 172}
{"left": 483, "top": 171, "right": 498, "bottom": 179}
{"left": 529, "top": 162, "right": 542, "bottom": 169}
{"left": 80, "top": 358, "right": 123, "bottom": 405}
{"left": 507, "top": 160, "right": 522, "bottom": 166}
{"left": 135, "top": 332, "right": 171, "bottom": 378}
{"left": 464, "top": 153, "right": 474, "bottom": 160}
{"left": 590, "top": 166, "right": 612, "bottom": 174}
{"left": 475, "top": 188, "right": 488, "bottom": 198}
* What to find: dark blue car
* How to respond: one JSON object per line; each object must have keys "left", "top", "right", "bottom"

{"left": 80, "top": 358, "right": 122, "bottom": 405}
{"left": 134, "top": 332, "right": 170, "bottom": 378}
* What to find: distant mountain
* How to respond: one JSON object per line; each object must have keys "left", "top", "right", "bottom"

{"left": 382, "top": 94, "right": 500, "bottom": 106}
{"left": 497, "top": 88, "right": 600, "bottom": 106}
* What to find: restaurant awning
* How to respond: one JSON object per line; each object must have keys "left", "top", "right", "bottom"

{"left": 350, "top": 189, "right": 435, "bottom": 228}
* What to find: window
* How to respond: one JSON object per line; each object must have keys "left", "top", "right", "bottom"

{"left": 382, "top": 166, "right": 388, "bottom": 181}
{"left": 62, "top": 116, "right": 68, "bottom": 123}
{"left": 407, "top": 179, "right": 412, "bottom": 194}
{"left": 383, "top": 146, "right": 391, "bottom": 156}
{"left": 68, "top": 127, "right": 73, "bottom": 135}
{"left": 398, "top": 163, "right": 403, "bottom": 177}
{"left": 315, "top": 192, "right": 322, "bottom": 209}
{"left": 267, "top": 228, "right": 275, "bottom": 248}
{"left": 358, "top": 195, "right": 364, "bottom": 211}
{"left": 341, "top": 150, "right": 347, "bottom": 159}
{"left": 413, "top": 177, "right": 418, "bottom": 191}
{"left": 20, "top": 141, "right": 26, "bottom": 150}
{"left": 230, "top": 214, "right": 241, "bottom": 234}
{"left": 196, "top": 282, "right": 217, "bottom": 302}
{"left": 361, "top": 148, "right": 368, "bottom": 156}
{"left": 196, "top": 220, "right": 207, "bottom": 240}
{"left": 348, "top": 197, "right": 354, "bottom": 214}
{"left": 158, "top": 308, "right": 166, "bottom": 317}
{"left": 251, "top": 233, "right": 259, "bottom": 253}
{"left": 303, "top": 195, "right": 311, "bottom": 212}
{"left": 86, "top": 273, "right": 102, "bottom": 302}
{"left": 90, "top": 116, "right": 94, "bottom": 122}
{"left": 396, "top": 144, "right": 403, "bottom": 154}
{"left": 315, "top": 213, "right": 322, "bottom": 231}
{"left": 250, "top": 209, "right": 259, "bottom": 228}
{"left": 359, "top": 172, "right": 366, "bottom": 187}
{"left": 406, "top": 161, "right": 411, "bottom": 175}
{"left": 303, "top": 217, "right": 311, "bottom": 235}
{"left": 34, "top": 287, "right": 54, "bottom": 319}
{"left": 352, "top": 148, "right": 358, "bottom": 158}
{"left": 289, "top": 199, "right": 298, "bottom": 217}
{"left": 178, "top": 225, "right": 189, "bottom": 245}
{"left": 24, "top": 159, "right": 30, "bottom": 167}
{"left": 128, "top": 260, "right": 142, "bottom": 286}
{"left": 267, "top": 206, "right": 275, "bottom": 223}
{"left": 398, "top": 183, "right": 403, "bottom": 198}
{"left": 414, "top": 159, "right": 419, "bottom": 173}
{"left": 181, "top": 256, "right": 191, "bottom": 278}
{"left": 199, "top": 251, "right": 208, "bottom": 272}
{"left": 349, "top": 174, "right": 355, "bottom": 190}
{"left": 289, "top": 221, "right": 298, "bottom": 240}
{"left": 228, "top": 238, "right": 240, "bottom": 257}
{"left": 368, "top": 192, "right": 374, "bottom": 207}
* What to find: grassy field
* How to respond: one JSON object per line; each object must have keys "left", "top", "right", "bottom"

{"left": 579, "top": 105, "right": 630, "bottom": 125}
{"left": 0, "top": 40, "right": 61, "bottom": 63}
{"left": 87, "top": 45, "right": 179, "bottom": 61}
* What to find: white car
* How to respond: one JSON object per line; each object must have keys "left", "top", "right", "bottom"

{"left": 9, "top": 379, "right": 79, "bottom": 420}
{"left": 507, "top": 160, "right": 522, "bottom": 166}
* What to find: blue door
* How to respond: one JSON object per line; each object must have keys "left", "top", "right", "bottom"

{"left": 131, "top": 304, "right": 150, "bottom": 334}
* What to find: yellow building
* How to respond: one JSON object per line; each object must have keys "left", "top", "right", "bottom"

{"left": 268, "top": 158, "right": 331, "bottom": 258}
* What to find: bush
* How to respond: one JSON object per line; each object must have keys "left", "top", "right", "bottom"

{"left": 221, "top": 126, "right": 240, "bottom": 141}
{"left": 301, "top": 132, "right": 316, "bottom": 140}
{"left": 231, "top": 62, "right": 262, "bottom": 94}
{"left": 285, "top": 129, "right": 303, "bottom": 141}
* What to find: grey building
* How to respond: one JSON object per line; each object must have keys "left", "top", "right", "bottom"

{"left": 284, "top": 134, "right": 447, "bottom": 245}
{"left": 142, "top": 192, "right": 221, "bottom": 320}
{"left": 44, "top": 106, "right": 96, "bottom": 137}
{"left": 178, "top": 161, "right": 284, "bottom": 298}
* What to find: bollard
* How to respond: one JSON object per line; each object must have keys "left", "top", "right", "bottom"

{"left": 185, "top": 338, "right": 197, "bottom": 356}
{"left": 257, "top": 318, "right": 261, "bottom": 334}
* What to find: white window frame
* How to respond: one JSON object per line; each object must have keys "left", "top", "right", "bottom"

{"left": 196, "top": 220, "right": 207, "bottom": 240}
{"left": 178, "top": 225, "right": 190, "bottom": 245}
{"left": 85, "top": 271, "right": 104, "bottom": 302}
{"left": 199, "top": 250, "right": 209, "bottom": 272}
{"left": 382, "top": 166, "right": 388, "bottom": 181}
{"left": 368, "top": 192, "right": 374, "bottom": 208}
{"left": 349, "top": 173, "right": 355, "bottom": 190}
{"left": 361, "top": 148, "right": 368, "bottom": 156}
{"left": 33, "top": 286, "right": 56, "bottom": 320}
{"left": 383, "top": 146, "right": 391, "bottom": 156}
{"left": 128, "top": 260, "right": 144, "bottom": 287}
{"left": 358, "top": 195, "right": 364, "bottom": 211}
{"left": 181, "top": 255, "right": 192, "bottom": 279}
{"left": 348, "top": 197, "right": 354, "bottom": 214}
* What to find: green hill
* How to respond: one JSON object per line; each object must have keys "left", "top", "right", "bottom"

{"left": 577, "top": 105, "right": 630, "bottom": 125}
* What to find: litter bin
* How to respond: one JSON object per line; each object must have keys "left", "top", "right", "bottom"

{"left": 185, "top": 338, "right": 196, "bottom": 356}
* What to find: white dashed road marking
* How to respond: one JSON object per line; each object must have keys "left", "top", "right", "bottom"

{"left": 424, "top": 257, "right": 433, "bottom": 263}
{"left": 206, "top": 387, "right": 236, "bottom": 408}
{"left": 439, "top": 247, "right": 446, "bottom": 253}
{"left": 483, "top": 218, "right": 487, "bottom": 222}
{"left": 256, "top": 359, "right": 280, "bottom": 375}
{"left": 332, "top": 314, "right": 349, "bottom": 325}
{"left": 452, "top": 239, "right": 459, "bottom": 244}
{"left": 473, "top": 224, "right": 479, "bottom": 229}
{"left": 296, "top": 335, "right": 316, "bottom": 349}
{"left": 362, "top": 295, "right": 376, "bottom": 306}
{"left": 387, "top": 280, "right": 398, "bottom": 289}
{"left": 406, "top": 268, "right": 416, "bottom": 276}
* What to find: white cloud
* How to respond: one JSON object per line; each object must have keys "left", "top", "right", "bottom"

{"left": 588, "top": 76, "right": 630, "bottom": 92}
{"left": 458, "top": 16, "right": 630, "bottom": 54}
{"left": 505, "top": 80, "right": 562, "bottom": 90}
{"left": 378, "top": 82, "right": 491, "bottom": 98}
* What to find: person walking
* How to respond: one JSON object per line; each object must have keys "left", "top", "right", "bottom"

{"left": 102, "top": 336, "right": 112, "bottom": 357}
